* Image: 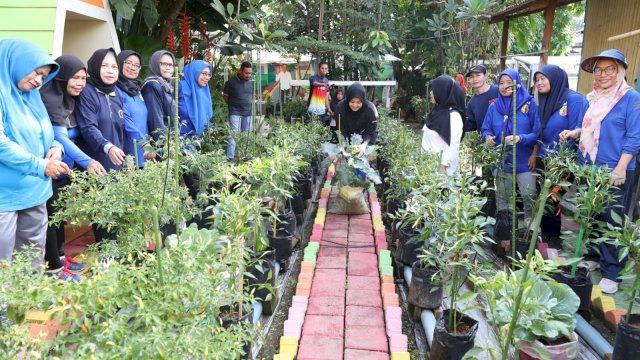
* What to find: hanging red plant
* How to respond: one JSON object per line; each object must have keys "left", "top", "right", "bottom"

{"left": 199, "top": 21, "right": 212, "bottom": 63}
{"left": 167, "top": 26, "right": 177, "bottom": 54}
{"left": 180, "top": 9, "right": 191, "bottom": 62}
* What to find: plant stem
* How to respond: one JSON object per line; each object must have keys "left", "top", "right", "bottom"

{"left": 150, "top": 206, "right": 164, "bottom": 285}
{"left": 501, "top": 179, "right": 551, "bottom": 360}
{"left": 510, "top": 83, "right": 517, "bottom": 265}
{"left": 173, "top": 66, "right": 181, "bottom": 242}
{"left": 133, "top": 139, "right": 139, "bottom": 170}
{"left": 626, "top": 268, "right": 640, "bottom": 323}
{"left": 572, "top": 165, "right": 597, "bottom": 275}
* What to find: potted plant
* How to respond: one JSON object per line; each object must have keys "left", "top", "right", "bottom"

{"left": 283, "top": 98, "right": 307, "bottom": 122}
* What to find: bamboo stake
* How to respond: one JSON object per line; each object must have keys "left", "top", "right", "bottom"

{"left": 608, "top": 29, "right": 640, "bottom": 42}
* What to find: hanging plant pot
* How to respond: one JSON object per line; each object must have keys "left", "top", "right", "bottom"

{"left": 613, "top": 314, "right": 640, "bottom": 359}
{"left": 429, "top": 309, "right": 479, "bottom": 360}
{"left": 395, "top": 227, "right": 421, "bottom": 266}
{"left": 267, "top": 227, "right": 292, "bottom": 263}
{"left": 245, "top": 247, "right": 277, "bottom": 303}
{"left": 552, "top": 266, "right": 593, "bottom": 317}
{"left": 519, "top": 332, "right": 579, "bottom": 360}
{"left": 408, "top": 262, "right": 443, "bottom": 309}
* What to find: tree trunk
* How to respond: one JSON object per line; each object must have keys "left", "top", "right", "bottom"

{"left": 316, "top": 0, "right": 325, "bottom": 62}
{"left": 159, "top": 0, "right": 189, "bottom": 44}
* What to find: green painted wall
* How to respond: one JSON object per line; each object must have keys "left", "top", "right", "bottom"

{"left": 0, "top": 0, "right": 57, "bottom": 54}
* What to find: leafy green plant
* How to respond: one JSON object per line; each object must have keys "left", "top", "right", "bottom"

{"left": 283, "top": 99, "right": 308, "bottom": 118}
{"left": 321, "top": 134, "right": 381, "bottom": 188}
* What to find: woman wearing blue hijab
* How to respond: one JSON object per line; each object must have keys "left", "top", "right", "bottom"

{"left": 0, "top": 39, "right": 68, "bottom": 268}
{"left": 178, "top": 60, "right": 214, "bottom": 138}
{"left": 482, "top": 68, "right": 541, "bottom": 228}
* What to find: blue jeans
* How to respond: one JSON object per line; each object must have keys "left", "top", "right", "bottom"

{"left": 226, "top": 115, "right": 252, "bottom": 160}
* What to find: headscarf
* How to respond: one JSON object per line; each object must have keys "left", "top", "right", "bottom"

{"left": 116, "top": 50, "right": 142, "bottom": 97}
{"left": 494, "top": 69, "right": 531, "bottom": 117}
{"left": 40, "top": 55, "right": 85, "bottom": 128}
{"left": 87, "top": 48, "right": 117, "bottom": 94}
{"left": 143, "top": 50, "right": 175, "bottom": 94}
{"left": 179, "top": 60, "right": 213, "bottom": 135}
{"left": 579, "top": 60, "right": 633, "bottom": 162}
{"left": 344, "top": 82, "right": 369, "bottom": 119}
{"left": 425, "top": 75, "right": 467, "bottom": 145}
{"left": 534, "top": 65, "right": 574, "bottom": 130}
{"left": 0, "top": 38, "right": 59, "bottom": 157}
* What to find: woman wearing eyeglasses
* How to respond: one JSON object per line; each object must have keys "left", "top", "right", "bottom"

{"left": 560, "top": 49, "right": 640, "bottom": 294}
{"left": 75, "top": 48, "right": 125, "bottom": 242}
{"left": 141, "top": 50, "right": 176, "bottom": 144}
{"left": 178, "top": 60, "right": 214, "bottom": 139}
{"left": 115, "top": 50, "right": 153, "bottom": 168}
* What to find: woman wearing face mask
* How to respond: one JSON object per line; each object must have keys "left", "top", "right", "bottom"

{"left": 41, "top": 55, "right": 106, "bottom": 280}
{"left": 75, "top": 48, "right": 125, "bottom": 242}
{"left": 335, "top": 82, "right": 378, "bottom": 157}
{"left": 482, "top": 69, "right": 541, "bottom": 227}
{"left": 421, "top": 75, "right": 466, "bottom": 174}
{"left": 0, "top": 39, "right": 67, "bottom": 268}
{"left": 531, "top": 64, "right": 588, "bottom": 240}
{"left": 178, "top": 60, "right": 214, "bottom": 139}
{"left": 115, "top": 50, "right": 153, "bottom": 168}
{"left": 141, "top": 50, "right": 176, "bottom": 143}
{"left": 561, "top": 49, "right": 640, "bottom": 294}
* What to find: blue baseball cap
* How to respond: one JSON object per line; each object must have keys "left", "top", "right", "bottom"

{"left": 580, "top": 49, "right": 628, "bottom": 73}
{"left": 465, "top": 64, "right": 487, "bottom": 77}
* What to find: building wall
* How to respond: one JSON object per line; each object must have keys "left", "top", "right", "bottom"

{"left": 579, "top": 0, "right": 640, "bottom": 94}
{"left": 0, "top": 0, "right": 57, "bottom": 54}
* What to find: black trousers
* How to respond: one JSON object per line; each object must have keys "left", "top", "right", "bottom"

{"left": 45, "top": 177, "right": 70, "bottom": 270}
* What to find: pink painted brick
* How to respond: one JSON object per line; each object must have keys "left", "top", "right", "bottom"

{"left": 318, "top": 198, "right": 328, "bottom": 208}
{"left": 385, "top": 306, "right": 402, "bottom": 321}
{"left": 383, "top": 293, "right": 400, "bottom": 308}
{"left": 349, "top": 233, "right": 375, "bottom": 244}
{"left": 316, "top": 254, "right": 347, "bottom": 269}
{"left": 347, "top": 275, "right": 381, "bottom": 291}
{"left": 349, "top": 245, "right": 376, "bottom": 254}
{"left": 326, "top": 215, "right": 348, "bottom": 223}
{"left": 293, "top": 295, "right": 309, "bottom": 306}
{"left": 386, "top": 318, "right": 402, "bottom": 336}
{"left": 350, "top": 213, "right": 372, "bottom": 220}
{"left": 324, "top": 222, "right": 348, "bottom": 231}
{"left": 375, "top": 233, "right": 387, "bottom": 244}
{"left": 389, "top": 334, "right": 408, "bottom": 353}
{"left": 298, "top": 336, "right": 344, "bottom": 360}
{"left": 318, "top": 247, "right": 348, "bottom": 257}
{"left": 348, "top": 253, "right": 379, "bottom": 276}
{"left": 323, "top": 229, "right": 348, "bottom": 240}
{"left": 350, "top": 223, "right": 373, "bottom": 235}
{"left": 346, "top": 305, "right": 385, "bottom": 327}
{"left": 289, "top": 306, "right": 306, "bottom": 320}
{"left": 372, "top": 209, "right": 382, "bottom": 217}
{"left": 376, "top": 242, "right": 389, "bottom": 255}
{"left": 310, "top": 277, "right": 346, "bottom": 297}
{"left": 302, "top": 315, "right": 344, "bottom": 338}
{"left": 344, "top": 349, "right": 389, "bottom": 360}
{"left": 292, "top": 303, "right": 308, "bottom": 314}
{"left": 320, "top": 237, "right": 348, "bottom": 246}
{"left": 345, "top": 325, "right": 388, "bottom": 352}
{"left": 310, "top": 233, "right": 322, "bottom": 242}
{"left": 283, "top": 319, "right": 302, "bottom": 339}
{"left": 313, "top": 223, "right": 324, "bottom": 232}
{"left": 307, "top": 296, "right": 345, "bottom": 316}
{"left": 546, "top": 248, "right": 559, "bottom": 259}
{"left": 347, "top": 288, "right": 382, "bottom": 307}
{"left": 371, "top": 203, "right": 381, "bottom": 212}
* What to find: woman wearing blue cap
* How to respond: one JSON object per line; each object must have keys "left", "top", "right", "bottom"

{"left": 482, "top": 68, "right": 541, "bottom": 229}
{"left": 0, "top": 39, "right": 69, "bottom": 268}
{"left": 561, "top": 49, "right": 640, "bottom": 294}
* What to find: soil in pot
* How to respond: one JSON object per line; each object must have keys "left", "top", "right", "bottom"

{"left": 612, "top": 313, "right": 640, "bottom": 359}
{"left": 519, "top": 332, "right": 578, "bottom": 360}
{"left": 552, "top": 266, "right": 592, "bottom": 318}
{"left": 429, "top": 309, "right": 479, "bottom": 360}
{"left": 394, "top": 227, "right": 421, "bottom": 266}
{"left": 408, "top": 262, "right": 443, "bottom": 309}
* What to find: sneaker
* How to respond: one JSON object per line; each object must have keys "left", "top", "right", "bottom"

{"left": 63, "top": 256, "right": 87, "bottom": 274}
{"left": 48, "top": 267, "right": 82, "bottom": 282}
{"left": 583, "top": 260, "right": 600, "bottom": 272}
{"left": 599, "top": 278, "right": 618, "bottom": 294}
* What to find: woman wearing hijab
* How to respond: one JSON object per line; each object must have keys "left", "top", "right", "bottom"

{"left": 115, "top": 50, "right": 152, "bottom": 168}
{"left": 531, "top": 64, "right": 588, "bottom": 239}
{"left": 328, "top": 88, "right": 344, "bottom": 143}
{"left": 41, "top": 55, "right": 106, "bottom": 280}
{"left": 482, "top": 69, "right": 541, "bottom": 226}
{"left": 561, "top": 49, "right": 640, "bottom": 294}
{"left": 75, "top": 48, "right": 125, "bottom": 242}
{"left": 421, "top": 75, "right": 466, "bottom": 174}
{"left": 141, "top": 50, "right": 176, "bottom": 143}
{"left": 336, "top": 82, "right": 378, "bottom": 157}
{"left": 178, "top": 60, "right": 213, "bottom": 139}
{"left": 0, "top": 39, "right": 68, "bottom": 268}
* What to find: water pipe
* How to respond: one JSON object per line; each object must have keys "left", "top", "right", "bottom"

{"left": 404, "top": 265, "right": 436, "bottom": 347}
{"left": 574, "top": 314, "right": 613, "bottom": 357}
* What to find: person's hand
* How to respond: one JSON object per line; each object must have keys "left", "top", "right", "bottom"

{"left": 559, "top": 129, "right": 580, "bottom": 142}
{"left": 485, "top": 135, "right": 496, "bottom": 146}
{"left": 504, "top": 135, "right": 521, "bottom": 145}
{"left": 610, "top": 167, "right": 627, "bottom": 186}
{"left": 45, "top": 147, "right": 62, "bottom": 161}
{"left": 356, "top": 144, "right": 367, "bottom": 158}
{"left": 528, "top": 154, "right": 537, "bottom": 171}
{"left": 144, "top": 151, "right": 157, "bottom": 161}
{"left": 438, "top": 164, "right": 447, "bottom": 174}
{"left": 87, "top": 160, "right": 106, "bottom": 175}
{"left": 327, "top": 109, "right": 334, "bottom": 117}
{"left": 108, "top": 146, "right": 125, "bottom": 166}
{"left": 45, "top": 160, "right": 70, "bottom": 179}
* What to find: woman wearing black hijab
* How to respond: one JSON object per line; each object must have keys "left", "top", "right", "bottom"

{"left": 336, "top": 82, "right": 378, "bottom": 156}
{"left": 141, "top": 50, "right": 176, "bottom": 142}
{"left": 421, "top": 75, "right": 466, "bottom": 174}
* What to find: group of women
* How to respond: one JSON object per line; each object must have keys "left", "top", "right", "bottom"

{"left": 0, "top": 39, "right": 214, "bottom": 281}
{"left": 422, "top": 49, "right": 640, "bottom": 294}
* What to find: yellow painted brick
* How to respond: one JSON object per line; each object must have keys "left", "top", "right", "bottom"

{"left": 591, "top": 285, "right": 602, "bottom": 303}
{"left": 280, "top": 336, "right": 298, "bottom": 357}
{"left": 328, "top": 164, "right": 336, "bottom": 173}
{"left": 373, "top": 224, "right": 385, "bottom": 232}
{"left": 372, "top": 215, "right": 383, "bottom": 222}
{"left": 314, "top": 217, "right": 325, "bottom": 225}
{"left": 600, "top": 296, "right": 617, "bottom": 314}
{"left": 391, "top": 352, "right": 411, "bottom": 360}
{"left": 317, "top": 208, "right": 327, "bottom": 217}
{"left": 274, "top": 354, "right": 294, "bottom": 360}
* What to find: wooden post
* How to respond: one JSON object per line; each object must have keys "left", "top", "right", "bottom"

{"left": 500, "top": 19, "right": 509, "bottom": 71}
{"left": 540, "top": 2, "right": 557, "bottom": 66}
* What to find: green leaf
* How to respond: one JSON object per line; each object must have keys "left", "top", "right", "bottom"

{"left": 111, "top": 0, "right": 138, "bottom": 20}
{"left": 141, "top": 0, "right": 159, "bottom": 29}
{"left": 227, "top": 2, "right": 235, "bottom": 16}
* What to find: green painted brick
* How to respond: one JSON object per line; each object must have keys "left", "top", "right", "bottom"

{"left": 368, "top": 183, "right": 376, "bottom": 192}
{"left": 380, "top": 265, "right": 393, "bottom": 276}
{"left": 307, "top": 242, "right": 319, "bottom": 250}
{"left": 379, "top": 249, "right": 391, "bottom": 259}
{"left": 379, "top": 257, "right": 392, "bottom": 266}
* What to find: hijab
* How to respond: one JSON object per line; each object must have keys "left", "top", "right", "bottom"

{"left": 143, "top": 50, "right": 175, "bottom": 94}
{"left": 116, "top": 50, "right": 142, "bottom": 97}
{"left": 180, "top": 60, "right": 213, "bottom": 135}
{"left": 87, "top": 48, "right": 117, "bottom": 94}
{"left": 425, "top": 75, "right": 466, "bottom": 145}
{"left": 579, "top": 60, "right": 633, "bottom": 162}
{"left": 40, "top": 55, "right": 85, "bottom": 128}
{"left": 0, "top": 38, "right": 59, "bottom": 156}
{"left": 494, "top": 69, "right": 531, "bottom": 117}
{"left": 535, "top": 65, "right": 573, "bottom": 129}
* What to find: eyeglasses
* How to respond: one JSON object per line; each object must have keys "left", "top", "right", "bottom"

{"left": 593, "top": 66, "right": 617, "bottom": 76}
{"left": 200, "top": 72, "right": 212, "bottom": 78}
{"left": 124, "top": 61, "right": 141, "bottom": 70}
{"left": 159, "top": 62, "right": 174, "bottom": 68}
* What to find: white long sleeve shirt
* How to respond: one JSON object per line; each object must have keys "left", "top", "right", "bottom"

{"left": 421, "top": 110, "right": 463, "bottom": 175}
